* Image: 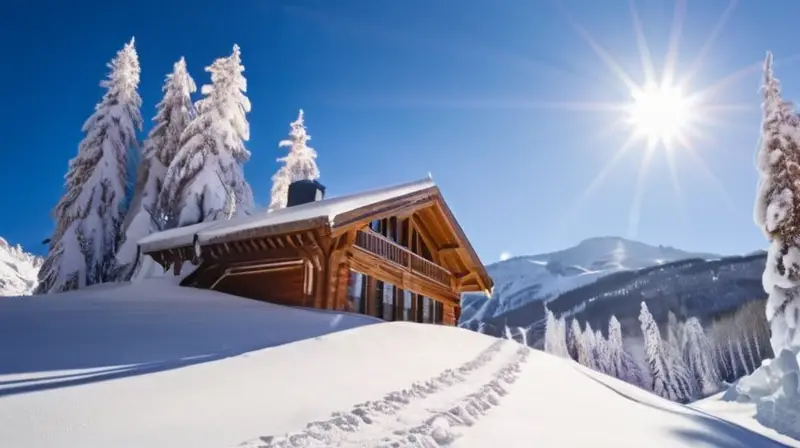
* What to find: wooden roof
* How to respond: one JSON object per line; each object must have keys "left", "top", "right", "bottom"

{"left": 139, "top": 178, "right": 493, "bottom": 292}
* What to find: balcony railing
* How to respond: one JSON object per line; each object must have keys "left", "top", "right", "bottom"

{"left": 355, "top": 230, "right": 452, "bottom": 287}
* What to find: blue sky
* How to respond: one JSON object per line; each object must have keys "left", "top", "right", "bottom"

{"left": 2, "top": 0, "right": 798, "bottom": 262}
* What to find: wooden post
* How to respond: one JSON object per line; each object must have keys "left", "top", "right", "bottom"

{"left": 443, "top": 302, "right": 457, "bottom": 326}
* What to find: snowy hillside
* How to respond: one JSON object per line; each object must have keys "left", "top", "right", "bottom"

{"left": 462, "top": 236, "right": 718, "bottom": 323}
{"left": 0, "top": 237, "right": 42, "bottom": 296}
{"left": 0, "top": 280, "right": 791, "bottom": 447}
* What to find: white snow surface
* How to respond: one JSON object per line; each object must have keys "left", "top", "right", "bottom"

{"left": 0, "top": 280, "right": 791, "bottom": 448}
{"left": 140, "top": 177, "right": 435, "bottom": 252}
{"left": 463, "top": 236, "right": 719, "bottom": 322}
{"left": 0, "top": 237, "right": 42, "bottom": 296}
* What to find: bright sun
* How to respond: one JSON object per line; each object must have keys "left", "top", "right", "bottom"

{"left": 626, "top": 82, "right": 691, "bottom": 149}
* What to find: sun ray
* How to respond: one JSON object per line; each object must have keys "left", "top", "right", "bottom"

{"left": 683, "top": 145, "right": 739, "bottom": 216}
{"left": 661, "top": 0, "right": 686, "bottom": 87}
{"left": 628, "top": 0, "right": 657, "bottom": 84}
{"left": 553, "top": 0, "right": 639, "bottom": 93}
{"left": 664, "top": 139, "right": 683, "bottom": 202}
{"left": 687, "top": 54, "right": 800, "bottom": 105}
{"left": 627, "top": 143, "right": 657, "bottom": 238}
{"left": 678, "top": 0, "right": 738, "bottom": 89}
{"left": 563, "top": 134, "right": 639, "bottom": 225}
{"left": 329, "top": 96, "right": 630, "bottom": 112}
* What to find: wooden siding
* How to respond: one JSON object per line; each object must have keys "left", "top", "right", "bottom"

{"left": 209, "top": 260, "right": 310, "bottom": 307}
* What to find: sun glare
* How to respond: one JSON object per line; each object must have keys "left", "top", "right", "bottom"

{"left": 626, "top": 82, "right": 691, "bottom": 148}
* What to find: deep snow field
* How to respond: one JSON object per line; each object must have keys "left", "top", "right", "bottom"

{"left": 0, "top": 279, "right": 795, "bottom": 447}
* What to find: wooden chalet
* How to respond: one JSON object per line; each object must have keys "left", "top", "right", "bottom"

{"left": 138, "top": 178, "right": 492, "bottom": 326}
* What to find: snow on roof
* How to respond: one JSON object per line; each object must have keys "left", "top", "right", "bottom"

{"left": 139, "top": 178, "right": 436, "bottom": 252}
{"left": 137, "top": 221, "right": 215, "bottom": 253}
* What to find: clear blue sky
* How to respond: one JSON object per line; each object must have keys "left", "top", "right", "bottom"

{"left": 2, "top": 0, "right": 798, "bottom": 262}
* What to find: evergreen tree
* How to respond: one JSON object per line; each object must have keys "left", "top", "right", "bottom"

{"left": 608, "top": 315, "right": 645, "bottom": 387}
{"left": 555, "top": 315, "right": 569, "bottom": 358}
{"left": 37, "top": 39, "right": 142, "bottom": 293}
{"left": 268, "top": 110, "right": 320, "bottom": 211}
{"left": 754, "top": 52, "right": 800, "bottom": 357}
{"left": 639, "top": 302, "right": 673, "bottom": 400}
{"left": 161, "top": 45, "right": 254, "bottom": 228}
{"left": 116, "top": 57, "right": 196, "bottom": 279}
{"left": 544, "top": 309, "right": 559, "bottom": 354}
{"left": 567, "top": 319, "right": 582, "bottom": 362}
{"left": 663, "top": 313, "right": 697, "bottom": 401}
{"left": 682, "top": 317, "right": 720, "bottom": 395}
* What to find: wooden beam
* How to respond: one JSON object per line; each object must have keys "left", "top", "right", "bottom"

{"left": 330, "top": 196, "right": 435, "bottom": 239}
{"left": 411, "top": 215, "right": 441, "bottom": 264}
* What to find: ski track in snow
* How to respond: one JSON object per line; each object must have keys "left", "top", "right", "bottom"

{"left": 242, "top": 339, "right": 530, "bottom": 448}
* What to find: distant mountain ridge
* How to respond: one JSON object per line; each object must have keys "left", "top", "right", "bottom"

{"left": 461, "top": 236, "right": 720, "bottom": 324}
{"left": 0, "top": 237, "right": 42, "bottom": 296}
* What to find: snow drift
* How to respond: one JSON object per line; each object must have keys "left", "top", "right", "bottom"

{"left": 0, "top": 281, "right": 791, "bottom": 447}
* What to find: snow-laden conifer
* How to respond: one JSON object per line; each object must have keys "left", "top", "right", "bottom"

{"left": 754, "top": 52, "right": 800, "bottom": 358}
{"left": 37, "top": 39, "right": 142, "bottom": 293}
{"left": 608, "top": 315, "right": 645, "bottom": 387}
{"left": 269, "top": 110, "right": 320, "bottom": 211}
{"left": 544, "top": 310, "right": 569, "bottom": 358}
{"left": 567, "top": 318, "right": 582, "bottom": 362}
{"left": 161, "top": 45, "right": 254, "bottom": 228}
{"left": 681, "top": 317, "right": 720, "bottom": 395}
{"left": 640, "top": 302, "right": 674, "bottom": 400}
{"left": 116, "top": 57, "right": 196, "bottom": 279}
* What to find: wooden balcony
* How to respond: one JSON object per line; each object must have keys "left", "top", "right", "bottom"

{"left": 354, "top": 229, "right": 452, "bottom": 287}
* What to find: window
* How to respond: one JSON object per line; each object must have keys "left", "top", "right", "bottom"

{"left": 422, "top": 296, "right": 432, "bottom": 323}
{"left": 373, "top": 280, "right": 384, "bottom": 318}
{"left": 434, "top": 301, "right": 444, "bottom": 325}
{"left": 382, "top": 282, "right": 395, "bottom": 321}
{"left": 402, "top": 290, "right": 412, "bottom": 321}
{"left": 346, "top": 270, "right": 367, "bottom": 314}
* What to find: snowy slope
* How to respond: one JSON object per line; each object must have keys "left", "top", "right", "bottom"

{"left": 462, "top": 236, "right": 718, "bottom": 323}
{"left": 0, "top": 237, "right": 42, "bottom": 296}
{"left": 0, "top": 280, "right": 790, "bottom": 447}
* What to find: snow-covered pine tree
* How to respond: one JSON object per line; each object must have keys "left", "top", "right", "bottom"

{"left": 116, "top": 57, "right": 196, "bottom": 279}
{"left": 681, "top": 317, "right": 720, "bottom": 395}
{"left": 578, "top": 322, "right": 597, "bottom": 369}
{"left": 754, "top": 52, "right": 800, "bottom": 359}
{"left": 544, "top": 309, "right": 558, "bottom": 355}
{"left": 640, "top": 302, "right": 675, "bottom": 400}
{"left": 608, "top": 315, "right": 645, "bottom": 387}
{"left": 268, "top": 110, "right": 320, "bottom": 211}
{"left": 37, "top": 39, "right": 142, "bottom": 293}
{"left": 567, "top": 318, "right": 582, "bottom": 362}
{"left": 160, "top": 45, "right": 255, "bottom": 228}
{"left": 593, "top": 329, "right": 612, "bottom": 375}
{"left": 556, "top": 316, "right": 569, "bottom": 357}
{"left": 663, "top": 313, "right": 697, "bottom": 401}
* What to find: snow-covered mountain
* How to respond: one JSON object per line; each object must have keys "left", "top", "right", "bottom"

{"left": 0, "top": 279, "right": 792, "bottom": 447}
{"left": 462, "top": 236, "right": 718, "bottom": 323}
{"left": 0, "top": 237, "right": 42, "bottom": 296}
